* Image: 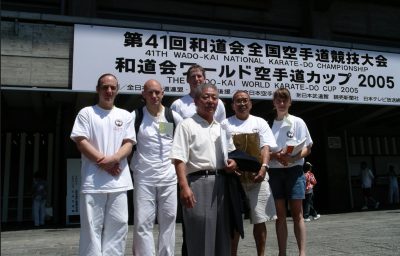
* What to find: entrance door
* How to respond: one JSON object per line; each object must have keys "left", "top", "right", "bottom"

{"left": 1, "top": 132, "right": 54, "bottom": 224}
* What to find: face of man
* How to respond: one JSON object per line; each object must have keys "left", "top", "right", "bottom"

{"left": 142, "top": 80, "right": 164, "bottom": 107}
{"left": 232, "top": 92, "right": 252, "bottom": 120}
{"left": 195, "top": 86, "right": 218, "bottom": 122}
{"left": 187, "top": 68, "right": 205, "bottom": 94}
{"left": 97, "top": 75, "right": 118, "bottom": 110}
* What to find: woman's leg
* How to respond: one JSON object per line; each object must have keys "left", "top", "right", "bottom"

{"left": 275, "top": 199, "right": 288, "bottom": 256}
{"left": 289, "top": 199, "right": 306, "bottom": 256}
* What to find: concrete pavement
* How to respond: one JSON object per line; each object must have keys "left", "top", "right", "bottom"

{"left": 1, "top": 209, "right": 399, "bottom": 255}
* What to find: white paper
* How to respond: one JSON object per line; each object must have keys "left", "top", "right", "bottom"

{"left": 285, "top": 138, "right": 306, "bottom": 156}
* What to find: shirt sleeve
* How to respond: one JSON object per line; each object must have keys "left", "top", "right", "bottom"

{"left": 70, "top": 108, "right": 90, "bottom": 142}
{"left": 169, "top": 121, "right": 190, "bottom": 163}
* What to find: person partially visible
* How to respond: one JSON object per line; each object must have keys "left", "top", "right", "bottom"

{"left": 387, "top": 164, "right": 399, "bottom": 207}
{"left": 221, "top": 90, "right": 277, "bottom": 256}
{"left": 32, "top": 172, "right": 47, "bottom": 227}
{"left": 131, "top": 79, "right": 182, "bottom": 256}
{"left": 171, "top": 64, "right": 226, "bottom": 122}
{"left": 360, "top": 161, "right": 379, "bottom": 210}
{"left": 170, "top": 83, "right": 237, "bottom": 256}
{"left": 302, "top": 162, "right": 320, "bottom": 222}
{"left": 268, "top": 88, "right": 313, "bottom": 256}
{"left": 70, "top": 73, "right": 136, "bottom": 256}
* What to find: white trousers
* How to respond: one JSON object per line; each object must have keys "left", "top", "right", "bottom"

{"left": 133, "top": 183, "right": 177, "bottom": 256}
{"left": 33, "top": 197, "right": 46, "bottom": 226}
{"left": 79, "top": 191, "right": 129, "bottom": 256}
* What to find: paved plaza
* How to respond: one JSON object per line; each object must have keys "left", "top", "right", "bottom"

{"left": 2, "top": 209, "right": 400, "bottom": 255}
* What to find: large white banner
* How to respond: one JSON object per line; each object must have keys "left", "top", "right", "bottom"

{"left": 72, "top": 24, "right": 400, "bottom": 106}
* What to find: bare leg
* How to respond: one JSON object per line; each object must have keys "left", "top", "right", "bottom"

{"left": 253, "top": 222, "right": 266, "bottom": 256}
{"left": 289, "top": 199, "right": 306, "bottom": 256}
{"left": 275, "top": 199, "right": 288, "bottom": 256}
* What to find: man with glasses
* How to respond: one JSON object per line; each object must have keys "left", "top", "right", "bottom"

{"left": 222, "top": 90, "right": 277, "bottom": 256}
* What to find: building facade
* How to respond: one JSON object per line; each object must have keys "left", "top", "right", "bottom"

{"left": 1, "top": 0, "right": 400, "bottom": 225}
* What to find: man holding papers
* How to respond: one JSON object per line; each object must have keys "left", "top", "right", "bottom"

{"left": 269, "top": 88, "right": 313, "bottom": 256}
{"left": 222, "top": 90, "right": 277, "bottom": 256}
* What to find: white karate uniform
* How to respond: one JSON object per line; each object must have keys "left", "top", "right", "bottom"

{"left": 130, "top": 107, "right": 182, "bottom": 256}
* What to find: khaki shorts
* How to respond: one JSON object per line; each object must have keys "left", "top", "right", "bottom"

{"left": 241, "top": 179, "right": 277, "bottom": 224}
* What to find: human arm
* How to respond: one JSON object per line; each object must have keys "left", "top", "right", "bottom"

{"left": 252, "top": 145, "right": 270, "bottom": 183}
{"left": 97, "top": 139, "right": 133, "bottom": 176}
{"left": 222, "top": 127, "right": 237, "bottom": 173}
{"left": 277, "top": 144, "right": 312, "bottom": 166}
{"left": 369, "top": 169, "right": 375, "bottom": 180}
{"left": 309, "top": 172, "right": 317, "bottom": 185}
{"left": 270, "top": 145, "right": 310, "bottom": 166}
{"left": 224, "top": 158, "right": 237, "bottom": 174}
{"left": 74, "top": 136, "right": 105, "bottom": 163}
{"left": 174, "top": 159, "right": 196, "bottom": 208}
{"left": 74, "top": 136, "right": 133, "bottom": 176}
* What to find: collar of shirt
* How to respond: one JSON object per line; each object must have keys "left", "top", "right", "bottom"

{"left": 193, "top": 113, "right": 219, "bottom": 126}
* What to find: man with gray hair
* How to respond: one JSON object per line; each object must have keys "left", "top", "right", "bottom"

{"left": 170, "top": 83, "right": 237, "bottom": 256}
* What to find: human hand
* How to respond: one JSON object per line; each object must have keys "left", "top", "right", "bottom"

{"left": 106, "top": 164, "right": 121, "bottom": 176}
{"left": 224, "top": 159, "right": 237, "bottom": 173}
{"left": 276, "top": 151, "right": 300, "bottom": 166}
{"left": 97, "top": 156, "right": 121, "bottom": 176}
{"left": 253, "top": 168, "right": 267, "bottom": 183}
{"left": 180, "top": 186, "right": 196, "bottom": 208}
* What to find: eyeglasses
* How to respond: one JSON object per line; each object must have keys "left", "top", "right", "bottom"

{"left": 234, "top": 98, "right": 250, "bottom": 105}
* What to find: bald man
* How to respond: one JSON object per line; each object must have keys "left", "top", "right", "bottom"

{"left": 130, "top": 79, "right": 182, "bottom": 256}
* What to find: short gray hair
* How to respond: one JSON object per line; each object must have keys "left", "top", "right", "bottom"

{"left": 193, "top": 83, "right": 219, "bottom": 99}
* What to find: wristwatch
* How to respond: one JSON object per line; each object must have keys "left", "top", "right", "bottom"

{"left": 261, "top": 163, "right": 269, "bottom": 170}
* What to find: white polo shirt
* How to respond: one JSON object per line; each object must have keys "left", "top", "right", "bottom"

{"left": 170, "top": 114, "right": 235, "bottom": 174}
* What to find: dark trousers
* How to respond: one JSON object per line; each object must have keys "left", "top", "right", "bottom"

{"left": 303, "top": 192, "right": 318, "bottom": 218}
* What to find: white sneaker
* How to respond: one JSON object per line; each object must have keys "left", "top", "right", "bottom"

{"left": 313, "top": 214, "right": 321, "bottom": 220}
{"left": 361, "top": 206, "right": 368, "bottom": 210}
{"left": 304, "top": 218, "right": 311, "bottom": 222}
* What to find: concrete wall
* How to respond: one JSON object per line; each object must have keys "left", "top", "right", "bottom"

{"left": 1, "top": 21, "right": 72, "bottom": 88}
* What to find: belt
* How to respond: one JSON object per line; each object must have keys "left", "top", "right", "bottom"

{"left": 188, "top": 169, "right": 224, "bottom": 176}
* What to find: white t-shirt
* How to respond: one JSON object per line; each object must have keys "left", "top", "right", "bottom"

{"left": 170, "top": 114, "right": 235, "bottom": 174}
{"left": 270, "top": 114, "right": 313, "bottom": 168}
{"left": 70, "top": 105, "right": 136, "bottom": 193}
{"left": 171, "top": 94, "right": 226, "bottom": 122}
{"left": 221, "top": 115, "right": 277, "bottom": 149}
{"left": 130, "top": 106, "right": 182, "bottom": 186}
